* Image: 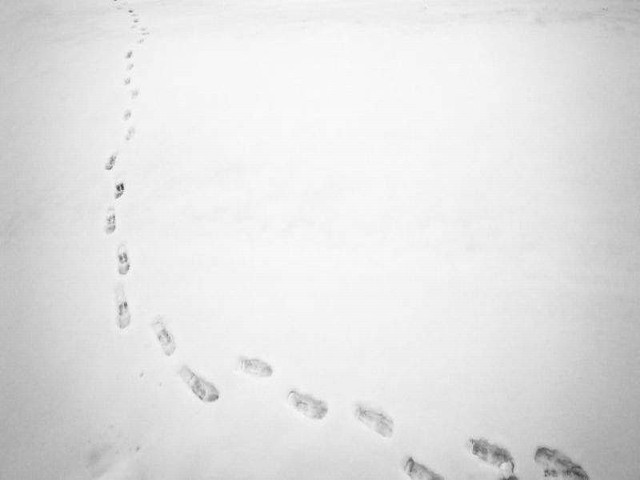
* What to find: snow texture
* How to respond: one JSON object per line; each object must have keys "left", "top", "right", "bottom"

{"left": 1, "top": 0, "right": 640, "bottom": 479}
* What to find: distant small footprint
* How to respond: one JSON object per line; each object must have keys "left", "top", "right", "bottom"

{"left": 354, "top": 404, "right": 394, "bottom": 438}
{"left": 468, "top": 438, "right": 515, "bottom": 476}
{"left": 115, "top": 283, "right": 131, "bottom": 329}
{"left": 179, "top": 366, "right": 220, "bottom": 402}
{"left": 125, "top": 50, "right": 133, "bottom": 59}
{"left": 534, "top": 447, "right": 589, "bottom": 480}
{"left": 117, "top": 243, "right": 130, "bottom": 275}
{"left": 124, "top": 77, "right": 131, "bottom": 85}
{"left": 105, "top": 152, "right": 117, "bottom": 170}
{"left": 137, "top": 38, "right": 145, "bottom": 44}
{"left": 130, "top": 89, "right": 139, "bottom": 99}
{"left": 105, "top": 206, "right": 116, "bottom": 234}
{"left": 151, "top": 317, "right": 176, "bottom": 356}
{"left": 114, "top": 180, "right": 125, "bottom": 199}
{"left": 126, "top": 63, "right": 134, "bottom": 71}
{"left": 403, "top": 457, "right": 444, "bottom": 480}
{"left": 238, "top": 357, "right": 273, "bottom": 377}
{"left": 125, "top": 126, "right": 135, "bottom": 141}
{"left": 288, "top": 390, "right": 327, "bottom": 420}
{"left": 123, "top": 109, "right": 132, "bottom": 120}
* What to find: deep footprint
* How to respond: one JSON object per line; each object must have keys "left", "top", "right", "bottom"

{"left": 105, "top": 206, "right": 116, "bottom": 234}
{"left": 117, "top": 243, "right": 130, "bottom": 275}
{"left": 179, "top": 366, "right": 219, "bottom": 402}
{"left": 404, "top": 457, "right": 444, "bottom": 480}
{"left": 151, "top": 317, "right": 176, "bottom": 356}
{"left": 238, "top": 357, "right": 273, "bottom": 377}
{"left": 534, "top": 447, "right": 589, "bottom": 480}
{"left": 288, "top": 390, "right": 327, "bottom": 419}
{"left": 354, "top": 404, "right": 394, "bottom": 438}
{"left": 125, "top": 50, "right": 133, "bottom": 59}
{"left": 114, "top": 180, "right": 125, "bottom": 199}
{"left": 105, "top": 152, "right": 117, "bottom": 170}
{"left": 468, "top": 438, "right": 515, "bottom": 476}
{"left": 115, "top": 284, "right": 130, "bottom": 329}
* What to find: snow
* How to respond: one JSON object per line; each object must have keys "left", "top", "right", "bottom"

{"left": 1, "top": 0, "right": 639, "bottom": 479}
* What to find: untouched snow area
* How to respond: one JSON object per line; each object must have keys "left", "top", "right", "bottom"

{"left": 1, "top": 0, "right": 640, "bottom": 479}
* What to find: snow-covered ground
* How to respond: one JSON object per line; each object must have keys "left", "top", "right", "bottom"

{"left": 1, "top": 0, "right": 639, "bottom": 479}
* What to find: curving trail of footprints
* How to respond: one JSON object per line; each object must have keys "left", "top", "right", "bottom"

{"left": 103, "top": 2, "right": 590, "bottom": 479}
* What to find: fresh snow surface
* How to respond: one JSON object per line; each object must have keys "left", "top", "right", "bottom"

{"left": 1, "top": 0, "right": 639, "bottom": 479}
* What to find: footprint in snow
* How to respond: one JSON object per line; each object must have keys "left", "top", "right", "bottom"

{"left": 117, "top": 243, "right": 130, "bottom": 275}
{"left": 151, "top": 317, "right": 176, "bottom": 356}
{"left": 114, "top": 179, "right": 125, "bottom": 199}
{"left": 468, "top": 438, "right": 515, "bottom": 477}
{"left": 534, "top": 447, "right": 589, "bottom": 480}
{"left": 125, "top": 126, "right": 135, "bottom": 141}
{"left": 115, "top": 283, "right": 130, "bottom": 329}
{"left": 354, "top": 404, "right": 394, "bottom": 438}
{"left": 238, "top": 357, "right": 273, "bottom": 377}
{"left": 403, "top": 457, "right": 444, "bottom": 480}
{"left": 288, "top": 390, "right": 327, "bottom": 420}
{"left": 105, "top": 206, "right": 116, "bottom": 234}
{"left": 105, "top": 152, "right": 117, "bottom": 170}
{"left": 179, "top": 366, "right": 220, "bottom": 403}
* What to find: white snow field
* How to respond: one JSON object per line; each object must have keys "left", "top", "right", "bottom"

{"left": 1, "top": 0, "right": 639, "bottom": 479}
